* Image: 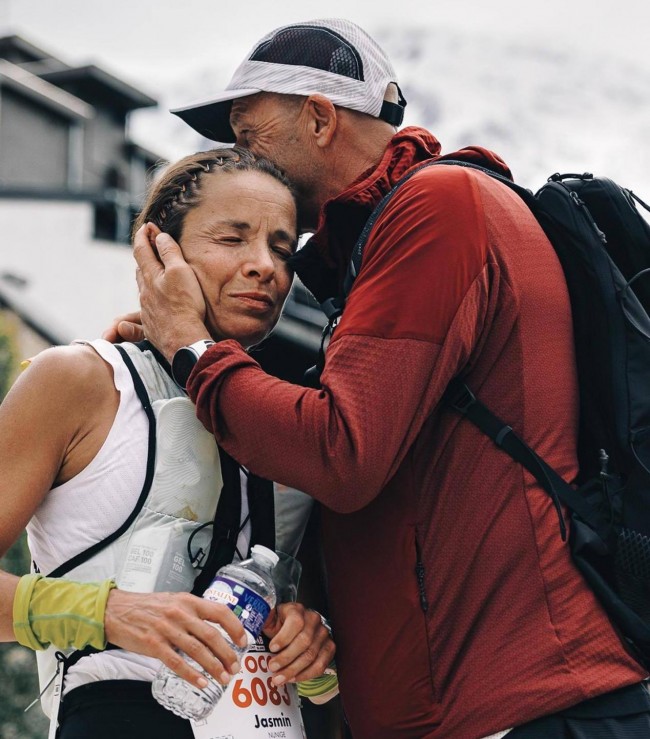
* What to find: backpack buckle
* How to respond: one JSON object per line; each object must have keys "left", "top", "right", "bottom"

{"left": 447, "top": 383, "right": 477, "bottom": 414}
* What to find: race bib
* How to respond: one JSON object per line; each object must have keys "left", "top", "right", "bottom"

{"left": 191, "top": 638, "right": 306, "bottom": 739}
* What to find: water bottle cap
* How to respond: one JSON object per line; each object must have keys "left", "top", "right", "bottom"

{"left": 251, "top": 545, "right": 279, "bottom": 567}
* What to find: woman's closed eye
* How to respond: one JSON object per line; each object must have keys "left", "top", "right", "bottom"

{"left": 272, "top": 245, "right": 294, "bottom": 261}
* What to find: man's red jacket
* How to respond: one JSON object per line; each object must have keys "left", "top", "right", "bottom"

{"left": 188, "top": 128, "right": 645, "bottom": 738}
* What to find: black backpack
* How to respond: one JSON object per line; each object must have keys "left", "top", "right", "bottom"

{"left": 319, "top": 160, "right": 650, "bottom": 667}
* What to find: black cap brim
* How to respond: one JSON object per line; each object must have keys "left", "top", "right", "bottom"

{"left": 170, "top": 88, "right": 260, "bottom": 144}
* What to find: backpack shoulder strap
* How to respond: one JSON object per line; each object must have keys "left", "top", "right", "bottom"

{"left": 444, "top": 379, "right": 609, "bottom": 540}
{"left": 190, "top": 448, "right": 242, "bottom": 594}
{"left": 344, "top": 159, "right": 535, "bottom": 304}
{"left": 342, "top": 162, "right": 612, "bottom": 541}
{"left": 304, "top": 159, "right": 534, "bottom": 388}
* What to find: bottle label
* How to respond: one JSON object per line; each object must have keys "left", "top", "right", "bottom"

{"left": 204, "top": 576, "right": 271, "bottom": 637}
{"left": 191, "top": 636, "right": 306, "bottom": 739}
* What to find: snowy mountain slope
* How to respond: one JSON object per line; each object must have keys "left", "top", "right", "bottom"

{"left": 386, "top": 27, "right": 650, "bottom": 194}
{"left": 129, "top": 25, "right": 650, "bottom": 196}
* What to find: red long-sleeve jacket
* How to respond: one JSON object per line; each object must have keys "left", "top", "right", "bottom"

{"left": 188, "top": 128, "right": 645, "bottom": 738}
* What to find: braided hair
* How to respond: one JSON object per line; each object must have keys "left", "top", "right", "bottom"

{"left": 132, "top": 146, "right": 295, "bottom": 243}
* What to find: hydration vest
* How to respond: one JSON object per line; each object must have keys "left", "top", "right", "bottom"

{"left": 34, "top": 341, "right": 311, "bottom": 716}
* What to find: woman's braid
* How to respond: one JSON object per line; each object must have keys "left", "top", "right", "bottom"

{"left": 132, "top": 147, "right": 294, "bottom": 243}
{"left": 154, "top": 158, "right": 215, "bottom": 229}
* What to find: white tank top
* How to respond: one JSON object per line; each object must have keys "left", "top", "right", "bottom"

{"left": 27, "top": 341, "right": 149, "bottom": 574}
{"left": 26, "top": 341, "right": 159, "bottom": 689}
{"left": 27, "top": 340, "right": 312, "bottom": 695}
{"left": 26, "top": 340, "right": 252, "bottom": 693}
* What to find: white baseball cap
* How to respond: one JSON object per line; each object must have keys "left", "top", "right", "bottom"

{"left": 171, "top": 18, "right": 406, "bottom": 143}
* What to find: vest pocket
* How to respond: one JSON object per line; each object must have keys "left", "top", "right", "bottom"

{"left": 116, "top": 506, "right": 212, "bottom": 593}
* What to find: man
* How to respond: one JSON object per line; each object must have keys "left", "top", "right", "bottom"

{"left": 123, "top": 19, "right": 649, "bottom": 739}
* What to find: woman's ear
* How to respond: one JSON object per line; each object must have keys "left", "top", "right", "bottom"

{"left": 305, "top": 94, "right": 337, "bottom": 148}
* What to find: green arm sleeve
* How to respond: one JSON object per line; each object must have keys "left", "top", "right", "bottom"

{"left": 13, "top": 574, "right": 116, "bottom": 651}
{"left": 297, "top": 663, "right": 339, "bottom": 705}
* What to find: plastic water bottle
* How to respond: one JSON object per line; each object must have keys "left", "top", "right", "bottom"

{"left": 151, "top": 544, "right": 279, "bottom": 721}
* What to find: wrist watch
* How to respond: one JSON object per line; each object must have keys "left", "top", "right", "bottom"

{"left": 171, "top": 339, "right": 215, "bottom": 390}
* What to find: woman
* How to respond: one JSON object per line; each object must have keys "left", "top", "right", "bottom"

{"left": 0, "top": 147, "right": 334, "bottom": 738}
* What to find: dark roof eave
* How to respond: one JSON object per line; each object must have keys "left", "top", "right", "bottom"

{"left": 0, "top": 34, "right": 66, "bottom": 65}
{"left": 40, "top": 64, "right": 157, "bottom": 111}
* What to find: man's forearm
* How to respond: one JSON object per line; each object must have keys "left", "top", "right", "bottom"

{"left": 187, "top": 336, "right": 445, "bottom": 513}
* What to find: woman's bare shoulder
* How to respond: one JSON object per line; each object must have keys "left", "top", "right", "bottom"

{"left": 22, "top": 343, "right": 114, "bottom": 392}
{"left": 4, "top": 343, "right": 118, "bottom": 432}
{"left": 0, "top": 344, "right": 120, "bottom": 536}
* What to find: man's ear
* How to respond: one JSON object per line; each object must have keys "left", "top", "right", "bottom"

{"left": 305, "top": 94, "right": 337, "bottom": 148}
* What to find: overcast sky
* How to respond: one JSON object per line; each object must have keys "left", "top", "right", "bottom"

{"left": 1, "top": 0, "right": 648, "bottom": 165}
{"left": 2, "top": 0, "right": 649, "bottom": 96}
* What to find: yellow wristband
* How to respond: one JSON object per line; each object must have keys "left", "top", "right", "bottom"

{"left": 13, "top": 574, "right": 116, "bottom": 651}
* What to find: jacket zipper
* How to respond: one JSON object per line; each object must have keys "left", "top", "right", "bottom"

{"left": 415, "top": 538, "right": 428, "bottom": 613}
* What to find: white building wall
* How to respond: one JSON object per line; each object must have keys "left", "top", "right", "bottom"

{"left": 0, "top": 198, "right": 139, "bottom": 343}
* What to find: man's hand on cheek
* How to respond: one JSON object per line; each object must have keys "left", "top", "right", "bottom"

{"left": 133, "top": 224, "right": 210, "bottom": 361}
